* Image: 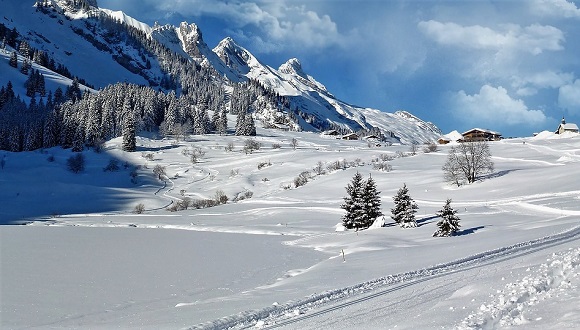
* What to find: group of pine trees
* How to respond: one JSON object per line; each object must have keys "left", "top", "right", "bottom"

{"left": 340, "top": 172, "right": 382, "bottom": 230}
{"left": 341, "top": 173, "right": 461, "bottom": 236}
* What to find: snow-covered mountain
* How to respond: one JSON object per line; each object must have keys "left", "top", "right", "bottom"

{"left": 0, "top": 0, "right": 441, "bottom": 144}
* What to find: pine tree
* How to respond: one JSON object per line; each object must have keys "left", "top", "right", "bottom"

{"left": 433, "top": 199, "right": 461, "bottom": 237}
{"left": 341, "top": 172, "right": 370, "bottom": 230}
{"left": 9, "top": 51, "right": 18, "bottom": 68}
{"left": 391, "top": 183, "right": 418, "bottom": 228}
{"left": 122, "top": 99, "right": 136, "bottom": 152}
{"left": 363, "top": 174, "right": 382, "bottom": 223}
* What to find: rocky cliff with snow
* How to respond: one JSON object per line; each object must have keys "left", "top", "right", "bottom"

{"left": 1, "top": 0, "right": 441, "bottom": 144}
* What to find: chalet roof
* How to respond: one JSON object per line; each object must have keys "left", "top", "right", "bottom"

{"left": 560, "top": 123, "right": 579, "bottom": 130}
{"left": 462, "top": 128, "right": 501, "bottom": 136}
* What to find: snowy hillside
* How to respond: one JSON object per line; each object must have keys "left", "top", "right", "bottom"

{"left": 1, "top": 125, "right": 579, "bottom": 329}
{"left": 0, "top": 0, "right": 440, "bottom": 143}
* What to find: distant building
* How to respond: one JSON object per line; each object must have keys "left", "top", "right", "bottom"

{"left": 322, "top": 129, "right": 340, "bottom": 136}
{"left": 341, "top": 133, "right": 359, "bottom": 140}
{"left": 555, "top": 117, "right": 579, "bottom": 134}
{"left": 462, "top": 128, "right": 502, "bottom": 142}
{"left": 438, "top": 130, "right": 464, "bottom": 144}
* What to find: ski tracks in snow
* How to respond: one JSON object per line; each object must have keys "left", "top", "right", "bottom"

{"left": 187, "top": 225, "right": 580, "bottom": 330}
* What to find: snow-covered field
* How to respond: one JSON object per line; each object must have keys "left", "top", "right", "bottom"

{"left": 1, "top": 126, "right": 579, "bottom": 329}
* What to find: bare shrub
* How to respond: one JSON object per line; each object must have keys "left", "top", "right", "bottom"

{"left": 423, "top": 143, "right": 438, "bottom": 153}
{"left": 143, "top": 152, "right": 155, "bottom": 161}
{"left": 379, "top": 153, "right": 394, "bottom": 161}
{"left": 133, "top": 203, "right": 145, "bottom": 214}
{"left": 230, "top": 168, "right": 239, "bottom": 177}
{"left": 294, "top": 171, "right": 311, "bottom": 188}
{"left": 313, "top": 161, "right": 325, "bottom": 175}
{"left": 373, "top": 161, "right": 393, "bottom": 172}
{"left": 214, "top": 190, "right": 229, "bottom": 204}
{"left": 225, "top": 142, "right": 235, "bottom": 152}
{"left": 257, "top": 160, "right": 272, "bottom": 169}
{"left": 153, "top": 164, "right": 166, "bottom": 180}
{"left": 243, "top": 138, "right": 261, "bottom": 154}
{"left": 290, "top": 138, "right": 298, "bottom": 150}
{"left": 272, "top": 143, "right": 281, "bottom": 149}
{"left": 233, "top": 190, "right": 254, "bottom": 202}
{"left": 409, "top": 143, "right": 419, "bottom": 155}
{"left": 67, "top": 153, "right": 85, "bottom": 173}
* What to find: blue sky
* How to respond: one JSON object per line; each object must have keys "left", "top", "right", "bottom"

{"left": 98, "top": 0, "right": 580, "bottom": 137}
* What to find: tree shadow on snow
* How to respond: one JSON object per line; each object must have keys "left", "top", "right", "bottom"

{"left": 417, "top": 215, "right": 439, "bottom": 227}
{"left": 0, "top": 147, "right": 162, "bottom": 225}
{"left": 454, "top": 226, "right": 486, "bottom": 236}
{"left": 480, "top": 169, "right": 520, "bottom": 181}
{"left": 136, "top": 144, "right": 181, "bottom": 152}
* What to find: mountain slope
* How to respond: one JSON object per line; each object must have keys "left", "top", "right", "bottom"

{"left": 0, "top": 0, "right": 441, "bottom": 144}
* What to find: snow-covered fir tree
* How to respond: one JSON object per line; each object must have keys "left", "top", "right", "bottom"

{"left": 341, "top": 172, "right": 368, "bottom": 230}
{"left": 391, "top": 183, "right": 418, "bottom": 228}
{"left": 433, "top": 199, "right": 461, "bottom": 237}
{"left": 363, "top": 174, "right": 382, "bottom": 223}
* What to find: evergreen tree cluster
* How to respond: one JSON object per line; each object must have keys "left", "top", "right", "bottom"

{"left": 1, "top": 22, "right": 92, "bottom": 88}
{"left": 341, "top": 172, "right": 382, "bottom": 230}
{"left": 25, "top": 69, "right": 46, "bottom": 98}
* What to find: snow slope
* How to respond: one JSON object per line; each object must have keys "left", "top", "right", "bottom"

{"left": 1, "top": 126, "right": 579, "bottom": 329}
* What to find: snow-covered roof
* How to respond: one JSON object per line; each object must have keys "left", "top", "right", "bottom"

{"left": 560, "top": 123, "right": 579, "bottom": 131}
{"left": 440, "top": 130, "right": 463, "bottom": 142}
{"left": 462, "top": 128, "right": 501, "bottom": 136}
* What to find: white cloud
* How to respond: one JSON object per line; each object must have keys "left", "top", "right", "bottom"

{"left": 452, "top": 85, "right": 547, "bottom": 126}
{"left": 558, "top": 79, "right": 580, "bottom": 113}
{"left": 418, "top": 20, "right": 564, "bottom": 55}
{"left": 531, "top": 0, "right": 580, "bottom": 18}
{"left": 512, "top": 70, "right": 574, "bottom": 95}
{"left": 154, "top": 0, "right": 345, "bottom": 53}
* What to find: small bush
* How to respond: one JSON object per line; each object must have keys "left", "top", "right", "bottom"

{"left": 47, "top": 154, "right": 55, "bottom": 162}
{"left": 143, "top": 153, "right": 155, "bottom": 161}
{"left": 103, "top": 159, "right": 120, "bottom": 172}
{"left": 313, "top": 161, "right": 325, "bottom": 175}
{"left": 133, "top": 203, "right": 145, "bottom": 214}
{"left": 225, "top": 142, "right": 235, "bottom": 152}
{"left": 67, "top": 153, "right": 85, "bottom": 173}
{"left": 230, "top": 169, "right": 239, "bottom": 177}
{"left": 294, "top": 171, "right": 311, "bottom": 188}
{"left": 290, "top": 138, "right": 298, "bottom": 150}
{"left": 272, "top": 143, "right": 281, "bottom": 149}
{"left": 257, "top": 160, "right": 272, "bottom": 169}
{"left": 379, "top": 153, "right": 394, "bottom": 162}
{"left": 243, "top": 138, "right": 261, "bottom": 154}
{"left": 423, "top": 143, "right": 438, "bottom": 153}
{"left": 373, "top": 161, "right": 393, "bottom": 172}
{"left": 233, "top": 190, "right": 254, "bottom": 202}
{"left": 153, "top": 164, "right": 166, "bottom": 180}
{"left": 214, "top": 190, "right": 229, "bottom": 204}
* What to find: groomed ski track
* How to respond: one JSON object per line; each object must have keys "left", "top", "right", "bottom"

{"left": 189, "top": 224, "right": 580, "bottom": 329}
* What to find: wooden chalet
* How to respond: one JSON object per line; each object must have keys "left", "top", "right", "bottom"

{"left": 555, "top": 117, "right": 579, "bottom": 134}
{"left": 341, "top": 133, "right": 359, "bottom": 140}
{"left": 462, "top": 128, "right": 502, "bottom": 142}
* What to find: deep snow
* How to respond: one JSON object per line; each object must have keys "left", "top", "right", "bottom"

{"left": 1, "top": 126, "right": 579, "bottom": 329}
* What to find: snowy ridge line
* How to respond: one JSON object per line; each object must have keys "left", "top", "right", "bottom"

{"left": 187, "top": 225, "right": 580, "bottom": 330}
